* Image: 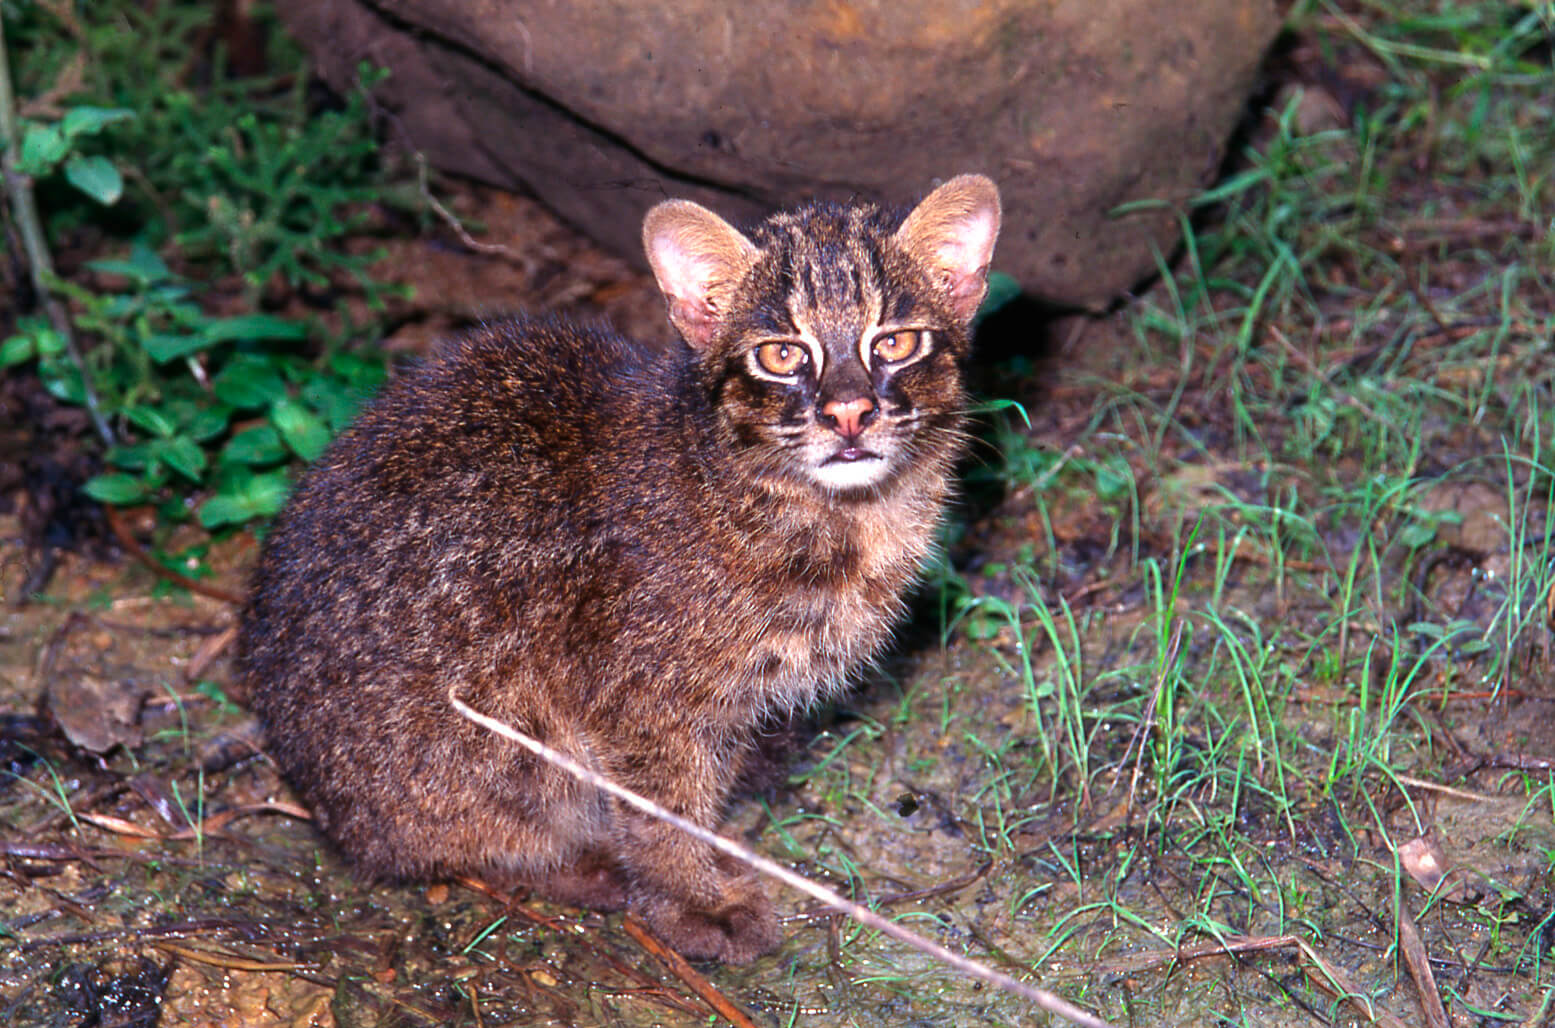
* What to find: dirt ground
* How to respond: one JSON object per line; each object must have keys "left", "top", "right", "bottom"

{"left": 4, "top": 21, "right": 1555, "bottom": 1027}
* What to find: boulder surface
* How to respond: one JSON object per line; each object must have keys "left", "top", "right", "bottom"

{"left": 277, "top": 0, "right": 1281, "bottom": 309}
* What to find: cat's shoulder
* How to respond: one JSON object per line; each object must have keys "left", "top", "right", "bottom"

{"left": 446, "top": 316, "right": 677, "bottom": 382}
{"left": 361, "top": 315, "right": 685, "bottom": 422}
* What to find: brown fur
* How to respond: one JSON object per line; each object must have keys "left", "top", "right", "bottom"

{"left": 235, "top": 176, "right": 1000, "bottom": 963}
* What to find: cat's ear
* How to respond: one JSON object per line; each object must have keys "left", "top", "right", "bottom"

{"left": 643, "top": 200, "right": 759, "bottom": 350}
{"left": 895, "top": 175, "right": 1002, "bottom": 324}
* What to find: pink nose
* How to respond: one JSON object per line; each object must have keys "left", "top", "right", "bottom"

{"left": 822, "top": 396, "right": 875, "bottom": 439}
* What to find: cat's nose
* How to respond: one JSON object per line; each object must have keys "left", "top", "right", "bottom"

{"left": 821, "top": 396, "right": 876, "bottom": 439}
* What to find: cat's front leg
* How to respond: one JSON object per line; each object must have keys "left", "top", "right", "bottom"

{"left": 610, "top": 734, "right": 780, "bottom": 963}
{"left": 620, "top": 814, "right": 779, "bottom": 963}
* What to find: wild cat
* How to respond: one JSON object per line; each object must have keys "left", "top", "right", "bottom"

{"left": 236, "top": 175, "right": 1000, "bottom": 962}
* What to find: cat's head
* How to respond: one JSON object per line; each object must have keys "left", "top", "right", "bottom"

{"left": 644, "top": 176, "right": 1001, "bottom": 496}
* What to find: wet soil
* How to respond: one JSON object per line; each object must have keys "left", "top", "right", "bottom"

{"left": 4, "top": 77, "right": 1554, "bottom": 1028}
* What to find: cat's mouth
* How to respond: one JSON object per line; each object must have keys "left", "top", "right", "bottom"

{"left": 827, "top": 446, "right": 880, "bottom": 464}
{"left": 811, "top": 446, "right": 891, "bottom": 491}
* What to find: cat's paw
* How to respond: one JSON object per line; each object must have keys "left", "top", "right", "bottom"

{"left": 488, "top": 849, "right": 631, "bottom": 911}
{"left": 636, "top": 876, "right": 780, "bottom": 964}
{"left": 538, "top": 859, "right": 631, "bottom": 911}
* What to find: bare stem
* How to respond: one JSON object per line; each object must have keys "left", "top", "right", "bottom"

{"left": 0, "top": 17, "right": 114, "bottom": 447}
{"left": 451, "top": 688, "right": 1119, "bottom": 1028}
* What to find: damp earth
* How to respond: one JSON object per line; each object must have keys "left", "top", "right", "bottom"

{"left": 3, "top": 8, "right": 1554, "bottom": 1026}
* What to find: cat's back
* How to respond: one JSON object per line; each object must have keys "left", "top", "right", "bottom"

{"left": 239, "top": 318, "right": 700, "bottom": 669}
{"left": 285, "top": 319, "right": 693, "bottom": 542}
{"left": 343, "top": 318, "right": 686, "bottom": 493}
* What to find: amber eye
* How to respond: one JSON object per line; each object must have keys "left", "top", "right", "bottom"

{"left": 754, "top": 341, "right": 809, "bottom": 376}
{"left": 873, "top": 330, "right": 926, "bottom": 364}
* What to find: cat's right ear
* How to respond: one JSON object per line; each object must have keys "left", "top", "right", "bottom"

{"left": 643, "top": 200, "right": 758, "bottom": 350}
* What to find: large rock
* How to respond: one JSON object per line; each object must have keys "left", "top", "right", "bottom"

{"left": 278, "top": 0, "right": 1281, "bottom": 310}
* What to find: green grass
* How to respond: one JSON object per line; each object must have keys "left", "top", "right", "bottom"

{"left": 2, "top": 1, "right": 1550, "bottom": 1024}
{"left": 776, "top": 1, "right": 1555, "bottom": 1022}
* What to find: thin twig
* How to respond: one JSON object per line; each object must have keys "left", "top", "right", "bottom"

{"left": 1396, "top": 904, "right": 1449, "bottom": 1028}
{"left": 621, "top": 915, "right": 758, "bottom": 1028}
{"left": 415, "top": 153, "right": 525, "bottom": 259}
{"left": 105, "top": 507, "right": 246, "bottom": 605}
{"left": 450, "top": 688, "right": 1118, "bottom": 1028}
{"left": 1393, "top": 774, "right": 1493, "bottom": 803}
{"left": 0, "top": 19, "right": 114, "bottom": 447}
{"left": 185, "top": 625, "right": 239, "bottom": 683}
{"left": 151, "top": 942, "right": 310, "bottom": 974}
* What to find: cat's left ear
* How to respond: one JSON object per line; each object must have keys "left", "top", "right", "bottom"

{"left": 895, "top": 175, "right": 1002, "bottom": 324}
{"left": 643, "top": 200, "right": 759, "bottom": 350}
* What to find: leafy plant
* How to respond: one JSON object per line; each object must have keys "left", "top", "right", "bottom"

{"left": 2, "top": 1, "right": 400, "bottom": 531}
{"left": 153, "top": 66, "right": 395, "bottom": 304}
{"left": 10, "top": 103, "right": 134, "bottom": 206}
{"left": 5, "top": 241, "right": 385, "bottom": 526}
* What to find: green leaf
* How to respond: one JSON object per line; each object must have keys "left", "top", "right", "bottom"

{"left": 1094, "top": 464, "right": 1132, "bottom": 501}
{"left": 0, "top": 335, "right": 35, "bottom": 367}
{"left": 39, "top": 360, "right": 86, "bottom": 405}
{"left": 63, "top": 155, "right": 124, "bottom": 205}
{"left": 83, "top": 473, "right": 151, "bottom": 505}
{"left": 185, "top": 405, "right": 234, "bottom": 443}
{"left": 1396, "top": 520, "right": 1438, "bottom": 549}
{"left": 194, "top": 679, "right": 241, "bottom": 716}
{"left": 33, "top": 327, "right": 65, "bottom": 357}
{"left": 61, "top": 106, "right": 135, "bottom": 137}
{"left": 974, "top": 271, "right": 1022, "bottom": 323}
{"left": 329, "top": 351, "right": 389, "bottom": 391}
{"left": 200, "top": 314, "right": 308, "bottom": 344}
{"left": 18, "top": 123, "right": 67, "bottom": 174}
{"left": 213, "top": 354, "right": 289, "bottom": 409}
{"left": 87, "top": 243, "right": 173, "bottom": 285}
{"left": 963, "top": 610, "right": 1003, "bottom": 641}
{"left": 125, "top": 406, "right": 177, "bottom": 438}
{"left": 142, "top": 332, "right": 212, "bottom": 363}
{"left": 302, "top": 375, "right": 369, "bottom": 433}
{"left": 159, "top": 436, "right": 208, "bottom": 482}
{"left": 194, "top": 496, "right": 246, "bottom": 529}
{"left": 107, "top": 442, "right": 159, "bottom": 471}
{"left": 221, "top": 424, "right": 288, "bottom": 466}
{"left": 271, "top": 398, "right": 332, "bottom": 462}
{"left": 198, "top": 469, "right": 291, "bottom": 528}
{"left": 3, "top": 316, "right": 63, "bottom": 364}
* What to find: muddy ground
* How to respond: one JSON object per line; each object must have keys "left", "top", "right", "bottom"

{"left": 4, "top": 20, "right": 1555, "bottom": 1028}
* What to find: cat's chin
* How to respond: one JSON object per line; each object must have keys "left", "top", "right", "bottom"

{"left": 809, "top": 455, "right": 891, "bottom": 492}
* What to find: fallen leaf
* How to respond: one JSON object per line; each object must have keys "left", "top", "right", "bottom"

{"left": 43, "top": 673, "right": 148, "bottom": 753}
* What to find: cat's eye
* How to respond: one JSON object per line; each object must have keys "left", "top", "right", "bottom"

{"left": 754, "top": 341, "right": 810, "bottom": 376}
{"left": 872, "top": 330, "right": 928, "bottom": 365}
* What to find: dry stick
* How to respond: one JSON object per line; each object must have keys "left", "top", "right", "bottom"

{"left": 105, "top": 506, "right": 247, "bottom": 605}
{"left": 621, "top": 915, "right": 759, "bottom": 1028}
{"left": 0, "top": 20, "right": 114, "bottom": 448}
{"left": 468, "top": 980, "right": 487, "bottom": 1028}
{"left": 150, "top": 941, "right": 309, "bottom": 974}
{"left": 450, "top": 690, "right": 1118, "bottom": 1028}
{"left": 415, "top": 153, "right": 526, "bottom": 260}
{"left": 1394, "top": 774, "right": 1491, "bottom": 803}
{"left": 1396, "top": 905, "right": 1450, "bottom": 1028}
{"left": 185, "top": 625, "right": 239, "bottom": 683}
